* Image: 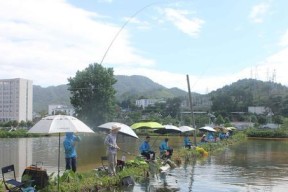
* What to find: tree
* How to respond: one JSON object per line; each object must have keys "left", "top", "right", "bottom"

{"left": 68, "top": 63, "right": 117, "bottom": 127}
{"left": 163, "top": 97, "right": 182, "bottom": 119}
{"left": 19, "top": 121, "right": 26, "bottom": 128}
{"left": 215, "top": 115, "right": 224, "bottom": 125}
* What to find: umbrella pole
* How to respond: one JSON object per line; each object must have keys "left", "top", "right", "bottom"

{"left": 58, "top": 132, "right": 60, "bottom": 192}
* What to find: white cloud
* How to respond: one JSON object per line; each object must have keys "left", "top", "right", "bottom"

{"left": 162, "top": 8, "right": 204, "bottom": 37}
{"left": 114, "top": 43, "right": 288, "bottom": 94}
{"left": 0, "top": 0, "right": 154, "bottom": 86}
{"left": 249, "top": 2, "right": 270, "bottom": 23}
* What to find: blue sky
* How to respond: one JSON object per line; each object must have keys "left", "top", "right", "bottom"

{"left": 0, "top": 0, "right": 288, "bottom": 94}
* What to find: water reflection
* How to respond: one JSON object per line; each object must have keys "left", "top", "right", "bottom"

{"left": 1, "top": 136, "right": 288, "bottom": 191}
{"left": 0, "top": 138, "right": 33, "bottom": 177}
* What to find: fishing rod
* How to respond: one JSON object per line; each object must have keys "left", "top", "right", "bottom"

{"left": 150, "top": 134, "right": 161, "bottom": 149}
{"left": 99, "top": 2, "right": 160, "bottom": 65}
{"left": 118, "top": 148, "right": 139, "bottom": 157}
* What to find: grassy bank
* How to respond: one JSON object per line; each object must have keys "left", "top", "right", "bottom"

{"left": 0, "top": 129, "right": 43, "bottom": 138}
{"left": 174, "top": 132, "right": 246, "bottom": 163}
{"left": 245, "top": 128, "right": 288, "bottom": 138}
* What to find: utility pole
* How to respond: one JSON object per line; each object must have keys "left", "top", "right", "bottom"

{"left": 186, "top": 75, "right": 197, "bottom": 146}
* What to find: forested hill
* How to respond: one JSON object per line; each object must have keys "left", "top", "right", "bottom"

{"left": 34, "top": 77, "right": 288, "bottom": 115}
{"left": 209, "top": 78, "right": 288, "bottom": 115}
{"left": 33, "top": 75, "right": 189, "bottom": 113}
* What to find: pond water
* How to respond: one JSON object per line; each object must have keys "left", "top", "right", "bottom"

{"left": 1, "top": 135, "right": 288, "bottom": 192}
{"left": 132, "top": 138, "right": 288, "bottom": 192}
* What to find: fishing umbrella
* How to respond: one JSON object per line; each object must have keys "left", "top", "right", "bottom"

{"left": 28, "top": 115, "right": 94, "bottom": 191}
{"left": 131, "top": 121, "right": 164, "bottom": 149}
{"left": 179, "top": 126, "right": 195, "bottom": 133}
{"left": 226, "top": 126, "right": 237, "bottom": 130}
{"left": 97, "top": 122, "right": 138, "bottom": 139}
{"left": 131, "top": 121, "right": 164, "bottom": 129}
{"left": 199, "top": 126, "right": 216, "bottom": 132}
{"left": 154, "top": 124, "right": 181, "bottom": 134}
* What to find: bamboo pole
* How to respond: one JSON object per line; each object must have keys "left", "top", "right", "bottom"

{"left": 186, "top": 75, "right": 197, "bottom": 146}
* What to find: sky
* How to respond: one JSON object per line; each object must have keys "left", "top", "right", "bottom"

{"left": 0, "top": 0, "right": 288, "bottom": 94}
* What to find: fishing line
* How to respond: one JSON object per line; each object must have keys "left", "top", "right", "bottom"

{"left": 69, "top": 0, "right": 210, "bottom": 91}
{"left": 99, "top": 2, "right": 160, "bottom": 65}
{"left": 67, "top": 0, "right": 153, "bottom": 92}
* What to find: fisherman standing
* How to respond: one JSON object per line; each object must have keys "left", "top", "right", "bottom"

{"left": 104, "top": 124, "right": 121, "bottom": 176}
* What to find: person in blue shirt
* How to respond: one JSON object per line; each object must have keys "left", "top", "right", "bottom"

{"left": 139, "top": 136, "right": 155, "bottom": 160}
{"left": 104, "top": 124, "right": 121, "bottom": 176}
{"left": 219, "top": 132, "right": 226, "bottom": 140}
{"left": 63, "top": 132, "right": 81, "bottom": 172}
{"left": 159, "top": 138, "right": 173, "bottom": 159}
{"left": 183, "top": 135, "right": 192, "bottom": 149}
{"left": 207, "top": 132, "right": 215, "bottom": 142}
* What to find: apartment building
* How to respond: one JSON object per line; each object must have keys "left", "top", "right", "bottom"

{"left": 136, "top": 99, "right": 156, "bottom": 109}
{"left": 0, "top": 78, "right": 33, "bottom": 122}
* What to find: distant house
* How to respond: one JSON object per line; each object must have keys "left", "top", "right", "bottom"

{"left": 260, "top": 123, "right": 279, "bottom": 129}
{"left": 248, "top": 106, "right": 271, "bottom": 115}
{"left": 48, "top": 105, "right": 74, "bottom": 116}
{"left": 135, "top": 99, "right": 159, "bottom": 109}
{"left": 231, "top": 121, "right": 254, "bottom": 130}
{"left": 181, "top": 95, "right": 212, "bottom": 111}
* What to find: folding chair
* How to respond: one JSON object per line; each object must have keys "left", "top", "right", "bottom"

{"left": 1, "top": 165, "right": 25, "bottom": 192}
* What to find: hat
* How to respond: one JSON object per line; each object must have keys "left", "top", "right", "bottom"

{"left": 203, "top": 134, "right": 206, "bottom": 137}
{"left": 111, "top": 123, "right": 121, "bottom": 131}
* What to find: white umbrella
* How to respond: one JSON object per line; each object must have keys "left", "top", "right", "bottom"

{"left": 226, "top": 126, "right": 237, "bottom": 130}
{"left": 28, "top": 115, "right": 94, "bottom": 133}
{"left": 199, "top": 126, "right": 216, "bottom": 132}
{"left": 97, "top": 122, "right": 138, "bottom": 139}
{"left": 179, "top": 126, "right": 195, "bottom": 133}
{"left": 28, "top": 115, "right": 94, "bottom": 191}
{"left": 154, "top": 124, "right": 181, "bottom": 134}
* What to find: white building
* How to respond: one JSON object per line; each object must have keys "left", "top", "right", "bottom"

{"left": 248, "top": 106, "right": 270, "bottom": 115}
{"left": 48, "top": 104, "right": 74, "bottom": 116}
{"left": 135, "top": 99, "right": 157, "bottom": 109}
{"left": 0, "top": 78, "right": 33, "bottom": 122}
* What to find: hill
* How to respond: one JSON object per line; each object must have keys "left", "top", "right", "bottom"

{"left": 33, "top": 85, "right": 72, "bottom": 113}
{"left": 33, "top": 75, "right": 189, "bottom": 113}
{"left": 34, "top": 77, "right": 288, "bottom": 115}
{"left": 209, "top": 78, "right": 288, "bottom": 114}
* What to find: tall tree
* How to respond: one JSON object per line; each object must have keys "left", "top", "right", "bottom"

{"left": 68, "top": 63, "right": 117, "bottom": 127}
{"left": 163, "top": 97, "right": 182, "bottom": 119}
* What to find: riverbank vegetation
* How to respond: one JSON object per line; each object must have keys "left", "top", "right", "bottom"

{"left": 0, "top": 129, "right": 43, "bottom": 138}
{"left": 246, "top": 128, "right": 288, "bottom": 138}
{"left": 175, "top": 132, "right": 246, "bottom": 161}
{"left": 245, "top": 118, "right": 288, "bottom": 138}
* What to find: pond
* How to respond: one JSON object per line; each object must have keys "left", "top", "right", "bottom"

{"left": 1, "top": 135, "right": 288, "bottom": 191}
